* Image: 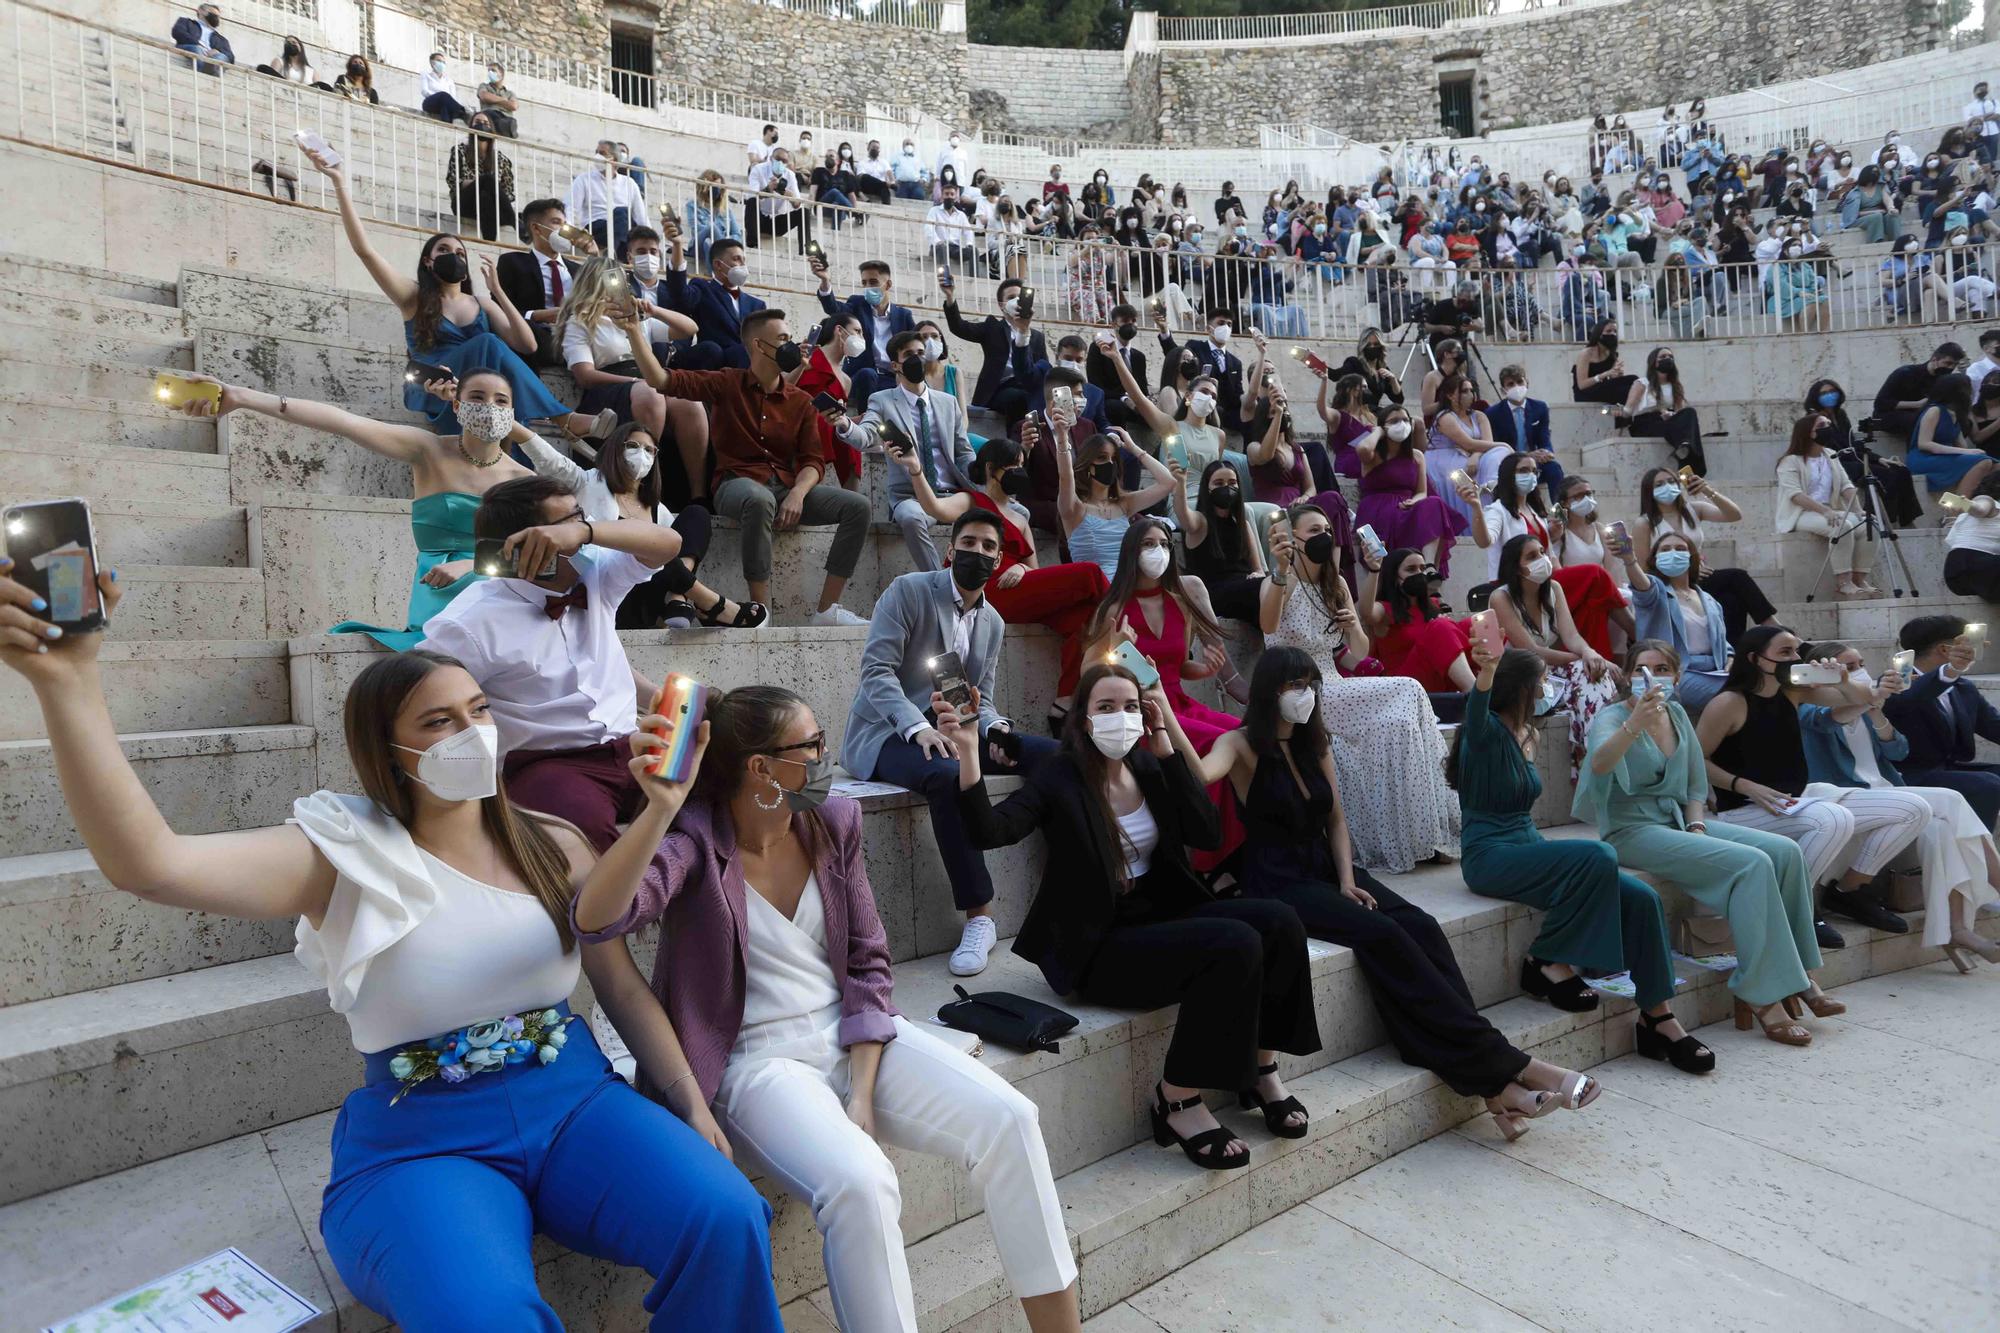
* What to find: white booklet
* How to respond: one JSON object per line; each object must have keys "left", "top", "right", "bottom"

{"left": 44, "top": 1247, "right": 319, "bottom": 1333}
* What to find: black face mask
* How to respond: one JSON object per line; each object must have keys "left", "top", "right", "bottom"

{"left": 1363, "top": 344, "right": 1384, "bottom": 361}
{"left": 770, "top": 339, "right": 803, "bottom": 375}
{"left": 998, "top": 468, "right": 1031, "bottom": 498}
{"left": 1116, "top": 323, "right": 1137, "bottom": 342}
{"left": 1398, "top": 573, "right": 1429, "bottom": 598}
{"left": 429, "top": 252, "right": 468, "bottom": 285}
{"left": 1179, "top": 359, "right": 1199, "bottom": 379}
{"left": 1091, "top": 462, "right": 1119, "bottom": 487}
{"left": 900, "top": 353, "right": 925, "bottom": 383}
{"left": 1302, "top": 532, "right": 1336, "bottom": 565}
{"left": 1598, "top": 332, "right": 1619, "bottom": 352}
{"left": 1760, "top": 654, "right": 1795, "bottom": 686}
{"left": 1207, "top": 485, "right": 1240, "bottom": 509}
{"left": 951, "top": 548, "right": 998, "bottom": 591}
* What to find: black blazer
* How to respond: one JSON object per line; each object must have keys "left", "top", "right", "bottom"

{"left": 1882, "top": 667, "right": 2000, "bottom": 770}
{"left": 497, "top": 249, "right": 578, "bottom": 318}
{"left": 171, "top": 16, "right": 233, "bottom": 59}
{"left": 1164, "top": 335, "right": 1245, "bottom": 436}
{"left": 1086, "top": 341, "right": 1148, "bottom": 408}
{"left": 943, "top": 301, "right": 1046, "bottom": 409}
{"left": 959, "top": 748, "right": 1220, "bottom": 995}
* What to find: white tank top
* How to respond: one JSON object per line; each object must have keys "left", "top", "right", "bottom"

{"left": 1115, "top": 801, "right": 1160, "bottom": 879}
{"left": 735, "top": 872, "right": 842, "bottom": 1039}
{"left": 290, "top": 792, "right": 580, "bottom": 1053}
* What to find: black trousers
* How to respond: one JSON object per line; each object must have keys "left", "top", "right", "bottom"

{"left": 1244, "top": 868, "right": 1529, "bottom": 1098}
{"left": 1630, "top": 407, "right": 1705, "bottom": 475}
{"left": 1945, "top": 546, "right": 2000, "bottom": 601}
{"left": 1080, "top": 896, "right": 1321, "bottom": 1090}
{"left": 1201, "top": 571, "right": 1266, "bottom": 623}
{"left": 615, "top": 507, "right": 709, "bottom": 629}
{"left": 1572, "top": 377, "right": 1634, "bottom": 407}
{"left": 1699, "top": 565, "right": 1777, "bottom": 644}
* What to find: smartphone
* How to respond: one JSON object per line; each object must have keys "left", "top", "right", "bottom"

{"left": 1164, "top": 433, "right": 1188, "bottom": 469}
{"left": 1937, "top": 490, "right": 1972, "bottom": 514}
{"left": 473, "top": 537, "right": 558, "bottom": 580}
{"left": 927, "top": 651, "right": 975, "bottom": 717}
{"left": 1108, "top": 639, "right": 1162, "bottom": 690}
{"left": 1469, "top": 608, "right": 1504, "bottom": 660}
{"left": 556, "top": 221, "right": 593, "bottom": 247}
{"left": 1791, "top": 661, "right": 1845, "bottom": 687}
{"left": 1637, "top": 667, "right": 1658, "bottom": 696}
{"left": 1148, "top": 295, "right": 1165, "bottom": 314}
{"left": 1608, "top": 519, "right": 1631, "bottom": 554}
{"left": 1357, "top": 523, "right": 1386, "bottom": 563}
{"left": 1263, "top": 511, "right": 1291, "bottom": 587}
{"left": 292, "top": 129, "right": 340, "bottom": 168}
{"left": 153, "top": 372, "right": 221, "bottom": 409}
{"left": 645, "top": 675, "right": 711, "bottom": 781}
{"left": 1017, "top": 285, "right": 1035, "bottom": 318}
{"left": 1290, "top": 347, "right": 1329, "bottom": 375}
{"left": 1890, "top": 648, "right": 1916, "bottom": 676}
{"left": 1048, "top": 384, "right": 1074, "bottom": 416}
{"left": 878, "top": 417, "right": 914, "bottom": 457}
{"left": 1678, "top": 465, "right": 1698, "bottom": 487}
{"left": 805, "top": 239, "right": 826, "bottom": 263}
{"left": 811, "top": 391, "right": 844, "bottom": 415}
{"left": 405, "top": 356, "right": 453, "bottom": 387}
{"left": 1448, "top": 468, "right": 1471, "bottom": 490}
{"left": 1965, "top": 622, "right": 1989, "bottom": 648}
{"left": 937, "top": 264, "right": 955, "bottom": 290}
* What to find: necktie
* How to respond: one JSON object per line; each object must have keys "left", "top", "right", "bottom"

{"left": 548, "top": 258, "right": 565, "bottom": 303}
{"left": 914, "top": 396, "right": 939, "bottom": 488}
{"left": 543, "top": 586, "right": 589, "bottom": 620}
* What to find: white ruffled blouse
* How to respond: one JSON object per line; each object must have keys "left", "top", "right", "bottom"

{"left": 290, "top": 791, "right": 579, "bottom": 1054}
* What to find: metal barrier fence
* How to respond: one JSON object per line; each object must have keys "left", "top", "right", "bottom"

{"left": 5, "top": 0, "right": 1988, "bottom": 349}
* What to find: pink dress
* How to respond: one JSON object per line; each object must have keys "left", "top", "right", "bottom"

{"left": 1120, "top": 589, "right": 1243, "bottom": 868}
{"left": 1356, "top": 452, "right": 1466, "bottom": 577}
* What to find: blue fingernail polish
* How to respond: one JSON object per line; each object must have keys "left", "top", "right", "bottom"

{"left": 46, "top": 625, "right": 63, "bottom": 638}
{"left": 107, "top": 569, "right": 119, "bottom": 581}
{"left": 30, "top": 596, "right": 46, "bottom": 611}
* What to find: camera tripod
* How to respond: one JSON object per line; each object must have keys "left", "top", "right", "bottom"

{"left": 1802, "top": 446, "right": 1919, "bottom": 603}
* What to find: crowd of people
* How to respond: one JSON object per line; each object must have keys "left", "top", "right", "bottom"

{"left": 31, "top": 28, "right": 2000, "bottom": 1330}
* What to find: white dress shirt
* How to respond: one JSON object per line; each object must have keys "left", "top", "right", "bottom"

{"left": 1966, "top": 97, "right": 1999, "bottom": 136}
{"left": 566, "top": 165, "right": 646, "bottom": 227}
{"left": 936, "top": 145, "right": 969, "bottom": 183}
{"left": 419, "top": 67, "right": 456, "bottom": 102}
{"left": 748, "top": 160, "right": 801, "bottom": 218}
{"left": 417, "top": 547, "right": 654, "bottom": 754}
{"left": 561, "top": 314, "right": 672, "bottom": 370}
{"left": 925, "top": 204, "right": 972, "bottom": 248}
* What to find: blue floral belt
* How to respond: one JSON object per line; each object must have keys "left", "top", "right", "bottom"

{"left": 366, "top": 1002, "right": 576, "bottom": 1104}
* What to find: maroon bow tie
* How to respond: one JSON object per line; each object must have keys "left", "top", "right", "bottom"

{"left": 543, "top": 586, "right": 589, "bottom": 620}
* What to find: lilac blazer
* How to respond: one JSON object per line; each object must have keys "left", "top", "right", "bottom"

{"left": 572, "top": 793, "right": 899, "bottom": 1106}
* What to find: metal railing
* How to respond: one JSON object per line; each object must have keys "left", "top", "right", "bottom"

{"left": 1153, "top": 0, "right": 1570, "bottom": 45}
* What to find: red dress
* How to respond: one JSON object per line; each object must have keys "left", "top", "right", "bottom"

{"left": 972, "top": 491, "right": 1108, "bottom": 697}
{"left": 797, "top": 347, "right": 859, "bottom": 486}
{"left": 1372, "top": 600, "right": 1472, "bottom": 692}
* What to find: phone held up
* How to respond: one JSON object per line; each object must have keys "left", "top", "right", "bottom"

{"left": 646, "top": 675, "right": 712, "bottom": 781}
{"left": 473, "top": 537, "right": 559, "bottom": 581}
{"left": 928, "top": 651, "right": 976, "bottom": 720}
{"left": 1469, "top": 608, "right": 1503, "bottom": 660}
{"left": 1108, "top": 640, "right": 1162, "bottom": 690}
{"left": 292, "top": 130, "right": 341, "bottom": 168}
{"left": 153, "top": 372, "right": 222, "bottom": 410}
{"left": 5, "top": 498, "right": 107, "bottom": 633}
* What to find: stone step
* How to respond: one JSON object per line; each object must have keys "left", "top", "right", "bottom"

{"left": 0, "top": 316, "right": 194, "bottom": 371}
{"left": 0, "top": 723, "right": 315, "bottom": 858}
{"left": 0, "top": 281, "right": 190, "bottom": 340}
{"left": 0, "top": 391, "right": 217, "bottom": 454}
{"left": 179, "top": 264, "right": 409, "bottom": 349}
{"left": 88, "top": 498, "right": 250, "bottom": 568}
{"left": 0, "top": 352, "right": 186, "bottom": 401}
{"left": 0, "top": 253, "right": 176, "bottom": 307}
{"left": 3, "top": 440, "right": 228, "bottom": 506}
{"left": 110, "top": 563, "right": 268, "bottom": 639}
{"left": 0, "top": 638, "right": 287, "bottom": 742}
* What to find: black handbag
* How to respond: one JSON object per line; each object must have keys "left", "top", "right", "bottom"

{"left": 934, "top": 985, "right": 1078, "bottom": 1054}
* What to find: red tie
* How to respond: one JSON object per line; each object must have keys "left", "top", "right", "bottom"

{"left": 543, "top": 586, "right": 588, "bottom": 620}
{"left": 548, "top": 258, "right": 565, "bottom": 303}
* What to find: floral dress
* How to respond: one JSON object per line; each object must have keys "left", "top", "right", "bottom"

{"left": 1063, "top": 243, "right": 1115, "bottom": 324}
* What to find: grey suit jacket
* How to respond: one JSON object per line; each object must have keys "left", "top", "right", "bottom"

{"left": 846, "top": 385, "right": 976, "bottom": 507}
{"left": 841, "top": 569, "right": 1007, "bottom": 781}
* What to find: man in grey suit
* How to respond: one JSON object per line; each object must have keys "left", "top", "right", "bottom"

{"left": 840, "top": 330, "right": 977, "bottom": 573}
{"left": 841, "top": 508, "right": 1059, "bottom": 975}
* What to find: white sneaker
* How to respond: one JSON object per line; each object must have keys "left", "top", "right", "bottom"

{"left": 949, "top": 915, "right": 998, "bottom": 976}
{"left": 810, "top": 603, "right": 867, "bottom": 626}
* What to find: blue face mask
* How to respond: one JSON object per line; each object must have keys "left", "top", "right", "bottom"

{"left": 1533, "top": 680, "right": 1562, "bottom": 716}
{"left": 1514, "top": 471, "right": 1539, "bottom": 493}
{"left": 1638, "top": 669, "right": 1677, "bottom": 701}
{"left": 1817, "top": 390, "right": 1840, "bottom": 408}
{"left": 862, "top": 288, "right": 885, "bottom": 308}
{"left": 1655, "top": 548, "right": 1693, "bottom": 578}
{"left": 1652, "top": 483, "right": 1683, "bottom": 505}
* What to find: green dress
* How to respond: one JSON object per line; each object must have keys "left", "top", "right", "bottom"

{"left": 329, "top": 492, "right": 483, "bottom": 651}
{"left": 1575, "top": 701, "right": 1819, "bottom": 1006}
{"left": 1457, "top": 685, "right": 1677, "bottom": 1009}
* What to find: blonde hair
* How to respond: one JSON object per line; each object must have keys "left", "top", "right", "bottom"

{"left": 555, "top": 257, "right": 634, "bottom": 361}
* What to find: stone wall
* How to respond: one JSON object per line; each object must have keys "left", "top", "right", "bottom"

{"left": 1155, "top": 0, "right": 1942, "bottom": 144}
{"left": 428, "top": 0, "right": 611, "bottom": 69}
{"left": 966, "top": 45, "right": 1135, "bottom": 138}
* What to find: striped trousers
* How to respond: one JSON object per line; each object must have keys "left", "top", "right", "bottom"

{"left": 1714, "top": 782, "right": 1929, "bottom": 888}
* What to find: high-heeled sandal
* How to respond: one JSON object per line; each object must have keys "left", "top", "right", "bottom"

{"left": 562, "top": 408, "right": 618, "bottom": 445}
{"left": 1635, "top": 1008, "right": 1716, "bottom": 1074}
{"left": 1735, "top": 997, "right": 1811, "bottom": 1046}
{"left": 1556, "top": 1070, "right": 1602, "bottom": 1110}
{"left": 1151, "top": 1083, "right": 1248, "bottom": 1170}
{"left": 1483, "top": 1084, "right": 1558, "bottom": 1142}
{"left": 1519, "top": 957, "right": 1600, "bottom": 1013}
{"left": 1782, "top": 989, "right": 1847, "bottom": 1020}
{"left": 1943, "top": 928, "right": 2000, "bottom": 972}
{"left": 1237, "top": 1062, "right": 1309, "bottom": 1139}
{"left": 697, "top": 595, "right": 768, "bottom": 628}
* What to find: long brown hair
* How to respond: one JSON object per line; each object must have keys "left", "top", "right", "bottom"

{"left": 1784, "top": 412, "right": 1830, "bottom": 459}
{"left": 410, "top": 232, "right": 458, "bottom": 353}
{"left": 1072, "top": 432, "right": 1121, "bottom": 501}
{"left": 1085, "top": 515, "right": 1227, "bottom": 646}
{"left": 598, "top": 420, "right": 662, "bottom": 512}
{"left": 687, "top": 685, "right": 828, "bottom": 858}
{"left": 345, "top": 650, "right": 575, "bottom": 950}
{"left": 1059, "top": 662, "right": 1146, "bottom": 891}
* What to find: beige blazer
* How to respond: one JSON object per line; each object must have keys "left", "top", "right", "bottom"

{"left": 1774, "top": 452, "right": 1856, "bottom": 533}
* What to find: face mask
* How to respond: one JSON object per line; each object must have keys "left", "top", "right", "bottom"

{"left": 831, "top": 332, "right": 862, "bottom": 360}
{"left": 430, "top": 59, "right": 445, "bottom": 74}
{"left": 628, "top": 254, "right": 662, "bottom": 283}
{"left": 395, "top": 724, "right": 499, "bottom": 802}
{"left": 1654, "top": 548, "right": 1692, "bottom": 578}
{"left": 1302, "top": 532, "right": 1336, "bottom": 566}
{"left": 1116, "top": 323, "right": 1137, "bottom": 342}
{"left": 776, "top": 754, "right": 834, "bottom": 811}
{"left": 951, "top": 547, "right": 998, "bottom": 591}
{"left": 1090, "top": 461, "right": 1118, "bottom": 487}
{"left": 1210, "top": 324, "right": 1231, "bottom": 344}
{"left": 1208, "top": 485, "right": 1240, "bottom": 510}
{"left": 1567, "top": 495, "right": 1597, "bottom": 519}
{"left": 1278, "top": 688, "right": 1317, "bottom": 724}
{"left": 621, "top": 446, "right": 654, "bottom": 478}
{"left": 898, "top": 352, "right": 925, "bottom": 383}
{"left": 1848, "top": 668, "right": 1874, "bottom": 691}
{"left": 1533, "top": 680, "right": 1561, "bottom": 716}
{"left": 1089, "top": 710, "right": 1145, "bottom": 758}
{"left": 1398, "top": 572, "right": 1429, "bottom": 598}
{"left": 840, "top": 148, "right": 852, "bottom": 160}
{"left": 1061, "top": 359, "right": 1086, "bottom": 374}
{"left": 487, "top": 69, "right": 501, "bottom": 83}
{"left": 903, "top": 145, "right": 915, "bottom": 155}
{"left": 456, "top": 400, "right": 514, "bottom": 444}
{"left": 999, "top": 469, "right": 1031, "bottom": 498}
{"left": 1652, "top": 483, "right": 1682, "bottom": 505}
{"left": 950, "top": 136, "right": 962, "bottom": 148}
{"left": 1761, "top": 655, "right": 1795, "bottom": 686}
{"left": 1514, "top": 471, "right": 1539, "bottom": 493}
{"left": 1385, "top": 421, "right": 1413, "bottom": 442}
{"left": 1002, "top": 298, "right": 1022, "bottom": 318}
{"left": 1817, "top": 390, "right": 1841, "bottom": 409}
{"left": 769, "top": 340, "right": 803, "bottom": 375}
{"left": 1953, "top": 234, "right": 1971, "bottom": 247}
{"left": 429, "top": 252, "right": 468, "bottom": 285}
{"left": 1504, "top": 384, "right": 1528, "bottom": 404}
{"left": 1137, "top": 547, "right": 1171, "bottom": 579}
{"left": 923, "top": 336, "right": 944, "bottom": 361}
{"left": 1524, "top": 555, "right": 1554, "bottom": 584}
{"left": 722, "top": 264, "right": 748, "bottom": 289}
{"left": 548, "top": 232, "right": 574, "bottom": 256}
{"left": 861, "top": 287, "right": 885, "bottom": 308}
{"left": 1188, "top": 391, "right": 1216, "bottom": 418}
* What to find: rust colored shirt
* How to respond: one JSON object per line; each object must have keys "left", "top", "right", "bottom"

{"left": 661, "top": 368, "right": 825, "bottom": 487}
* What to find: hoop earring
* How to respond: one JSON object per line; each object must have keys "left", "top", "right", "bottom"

{"left": 753, "top": 781, "right": 786, "bottom": 812}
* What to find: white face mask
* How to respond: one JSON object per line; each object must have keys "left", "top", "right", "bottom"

{"left": 1089, "top": 710, "right": 1145, "bottom": 758}
{"left": 629, "top": 253, "right": 661, "bottom": 281}
{"left": 622, "top": 446, "right": 654, "bottom": 478}
{"left": 1385, "top": 421, "right": 1413, "bottom": 442}
{"left": 1188, "top": 391, "right": 1216, "bottom": 418}
{"left": 548, "top": 232, "right": 574, "bottom": 256}
{"left": 395, "top": 723, "right": 499, "bottom": 802}
{"left": 923, "top": 336, "right": 944, "bottom": 361}
{"left": 1524, "top": 555, "right": 1554, "bottom": 584}
{"left": 1137, "top": 547, "right": 1171, "bottom": 579}
{"left": 1278, "top": 687, "right": 1316, "bottom": 724}
{"left": 1848, "top": 668, "right": 1874, "bottom": 690}
{"left": 1210, "top": 324, "right": 1231, "bottom": 345}
{"left": 430, "top": 59, "right": 445, "bottom": 74}
{"left": 1002, "top": 298, "right": 1022, "bottom": 318}
{"left": 1567, "top": 495, "right": 1597, "bottom": 519}
{"left": 1503, "top": 384, "right": 1528, "bottom": 403}
{"left": 456, "top": 400, "right": 514, "bottom": 444}
{"left": 722, "top": 264, "right": 749, "bottom": 288}
{"left": 843, "top": 333, "right": 867, "bottom": 359}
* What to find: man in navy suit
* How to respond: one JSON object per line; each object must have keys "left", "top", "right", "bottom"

{"left": 662, "top": 233, "right": 763, "bottom": 370}
{"left": 1884, "top": 615, "right": 2000, "bottom": 826}
{"left": 1029, "top": 335, "right": 1111, "bottom": 439}
{"left": 171, "top": 4, "right": 233, "bottom": 74}
{"left": 811, "top": 256, "right": 915, "bottom": 406}
{"left": 1164, "top": 310, "right": 1246, "bottom": 439}
{"left": 943, "top": 277, "right": 1045, "bottom": 425}
{"left": 1483, "top": 363, "right": 1563, "bottom": 505}
{"left": 1086, "top": 302, "right": 1150, "bottom": 433}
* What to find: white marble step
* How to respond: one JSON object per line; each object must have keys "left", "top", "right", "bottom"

{"left": 0, "top": 638, "right": 287, "bottom": 742}
{"left": 0, "top": 253, "right": 175, "bottom": 307}
{"left": 0, "top": 391, "right": 217, "bottom": 454}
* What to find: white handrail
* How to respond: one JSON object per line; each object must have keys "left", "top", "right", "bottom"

{"left": 1156, "top": 0, "right": 1492, "bottom": 44}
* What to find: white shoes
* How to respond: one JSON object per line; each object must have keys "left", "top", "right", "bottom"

{"left": 949, "top": 915, "right": 998, "bottom": 976}
{"left": 810, "top": 603, "right": 867, "bottom": 626}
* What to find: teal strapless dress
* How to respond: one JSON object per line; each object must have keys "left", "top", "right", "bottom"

{"left": 329, "top": 492, "right": 483, "bottom": 651}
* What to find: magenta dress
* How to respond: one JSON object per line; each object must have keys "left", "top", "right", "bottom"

{"left": 1121, "top": 589, "right": 1243, "bottom": 870}
{"left": 1357, "top": 452, "right": 1466, "bottom": 577}
{"left": 1325, "top": 411, "right": 1371, "bottom": 478}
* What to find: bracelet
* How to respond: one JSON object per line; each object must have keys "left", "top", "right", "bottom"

{"left": 582, "top": 519, "right": 596, "bottom": 546}
{"left": 278, "top": 395, "right": 289, "bottom": 415}
{"left": 663, "top": 1070, "right": 697, "bottom": 1094}
{"left": 1727, "top": 775, "right": 1738, "bottom": 792}
{"left": 1687, "top": 820, "right": 1708, "bottom": 832}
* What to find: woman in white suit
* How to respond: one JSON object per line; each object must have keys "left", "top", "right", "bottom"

{"left": 1777, "top": 411, "right": 1880, "bottom": 598}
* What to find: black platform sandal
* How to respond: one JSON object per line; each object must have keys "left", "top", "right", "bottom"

{"left": 1151, "top": 1083, "right": 1249, "bottom": 1170}
{"left": 1635, "top": 1007, "right": 1716, "bottom": 1074}
{"left": 1519, "top": 957, "right": 1600, "bottom": 1013}
{"left": 698, "top": 596, "right": 768, "bottom": 628}
{"left": 1238, "top": 1062, "right": 1309, "bottom": 1139}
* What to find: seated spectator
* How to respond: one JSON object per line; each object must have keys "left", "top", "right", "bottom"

{"left": 1697, "top": 627, "right": 1926, "bottom": 945}
{"left": 1799, "top": 641, "right": 2000, "bottom": 968}
{"left": 1624, "top": 347, "right": 1706, "bottom": 475}
{"left": 1417, "top": 337, "right": 1469, "bottom": 421}
{"left": 848, "top": 139, "right": 894, "bottom": 205}
{"left": 1110, "top": 351, "right": 1250, "bottom": 511}
{"left": 925, "top": 181, "right": 976, "bottom": 276}
{"left": 0, "top": 591, "right": 786, "bottom": 1329}
{"left": 1245, "top": 245, "right": 1306, "bottom": 336}
{"left": 1884, "top": 615, "right": 2000, "bottom": 826}
{"left": 1909, "top": 372, "right": 1999, "bottom": 499}
{"left": 569, "top": 142, "right": 645, "bottom": 257}
{"left": 746, "top": 148, "right": 811, "bottom": 254}
{"left": 1086, "top": 305, "right": 1150, "bottom": 434}
{"left": 1805, "top": 378, "right": 1922, "bottom": 527}
{"left": 1615, "top": 528, "right": 1729, "bottom": 714}
{"left": 1172, "top": 458, "right": 1268, "bottom": 626}
{"left": 1425, "top": 373, "right": 1505, "bottom": 530}
{"left": 1334, "top": 326, "right": 1406, "bottom": 412}
{"left": 1055, "top": 410, "right": 1176, "bottom": 581}
{"left": 1357, "top": 402, "right": 1471, "bottom": 577}
{"left": 1631, "top": 467, "right": 1777, "bottom": 645}
{"left": 808, "top": 150, "right": 857, "bottom": 230}
{"left": 1570, "top": 318, "right": 1633, "bottom": 410}
{"left": 419, "top": 52, "right": 470, "bottom": 125}
{"left": 841, "top": 330, "right": 976, "bottom": 571}
{"left": 813, "top": 258, "right": 916, "bottom": 405}
{"left": 254, "top": 35, "right": 327, "bottom": 87}
{"left": 1777, "top": 413, "right": 1880, "bottom": 598}
{"left": 447, "top": 115, "right": 515, "bottom": 242}
{"left": 171, "top": 3, "right": 233, "bottom": 74}
{"left": 1767, "top": 240, "right": 1830, "bottom": 332}
{"left": 795, "top": 314, "right": 863, "bottom": 489}
{"left": 1174, "top": 311, "right": 1247, "bottom": 437}
{"left": 1486, "top": 533, "right": 1618, "bottom": 776}
{"left": 1872, "top": 341, "right": 1963, "bottom": 439}
{"left": 944, "top": 277, "right": 1046, "bottom": 424}
{"left": 663, "top": 234, "right": 764, "bottom": 375}
{"left": 683, "top": 170, "right": 743, "bottom": 275}
{"left": 1549, "top": 476, "right": 1614, "bottom": 579}
{"left": 1479, "top": 453, "right": 1629, "bottom": 658}
{"left": 418, "top": 474, "right": 682, "bottom": 851}
{"left": 1943, "top": 474, "right": 2000, "bottom": 600}
{"left": 556, "top": 255, "right": 696, "bottom": 462}
{"left": 577, "top": 686, "right": 1079, "bottom": 1328}
{"left": 648, "top": 309, "right": 870, "bottom": 623}
{"left": 476, "top": 61, "right": 519, "bottom": 138}
{"left": 1313, "top": 370, "right": 1378, "bottom": 479}
{"left": 497, "top": 198, "right": 589, "bottom": 370}
{"left": 1483, "top": 364, "right": 1560, "bottom": 503}
{"left": 891, "top": 137, "right": 927, "bottom": 201}
{"left": 1577, "top": 642, "right": 1829, "bottom": 1049}
{"left": 333, "top": 54, "right": 377, "bottom": 103}
{"left": 1842, "top": 165, "right": 1897, "bottom": 242}
{"left": 1358, "top": 546, "right": 1475, "bottom": 692}
{"left": 1880, "top": 234, "right": 1950, "bottom": 320}
{"left": 1264, "top": 504, "right": 1461, "bottom": 871}
{"left": 840, "top": 512, "right": 1060, "bottom": 975}
{"left": 944, "top": 662, "right": 1321, "bottom": 1169}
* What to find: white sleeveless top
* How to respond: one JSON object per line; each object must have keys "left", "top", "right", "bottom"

{"left": 735, "top": 872, "right": 842, "bottom": 1039}
{"left": 290, "top": 792, "right": 579, "bottom": 1053}
{"left": 1115, "top": 802, "right": 1160, "bottom": 879}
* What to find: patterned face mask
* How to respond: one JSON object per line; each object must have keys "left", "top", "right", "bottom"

{"left": 456, "top": 400, "right": 515, "bottom": 444}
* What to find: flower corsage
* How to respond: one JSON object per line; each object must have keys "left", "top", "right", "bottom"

{"left": 388, "top": 1008, "right": 574, "bottom": 1104}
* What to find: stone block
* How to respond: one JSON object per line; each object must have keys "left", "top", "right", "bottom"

{"left": 0, "top": 639, "right": 287, "bottom": 741}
